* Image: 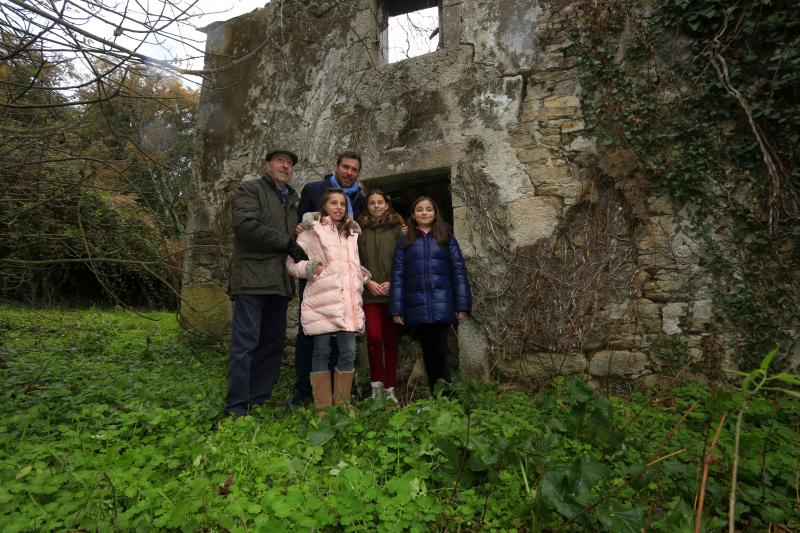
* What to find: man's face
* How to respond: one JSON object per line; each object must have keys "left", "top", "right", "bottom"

{"left": 265, "top": 154, "right": 295, "bottom": 186}
{"left": 335, "top": 157, "right": 361, "bottom": 188}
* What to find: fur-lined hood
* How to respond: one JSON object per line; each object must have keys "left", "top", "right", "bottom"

{"left": 301, "top": 211, "right": 361, "bottom": 234}
{"left": 358, "top": 211, "right": 404, "bottom": 229}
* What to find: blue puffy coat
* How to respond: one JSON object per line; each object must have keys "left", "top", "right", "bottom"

{"left": 388, "top": 230, "right": 472, "bottom": 326}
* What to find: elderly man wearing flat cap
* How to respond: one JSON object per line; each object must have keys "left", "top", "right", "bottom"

{"left": 224, "top": 149, "right": 308, "bottom": 418}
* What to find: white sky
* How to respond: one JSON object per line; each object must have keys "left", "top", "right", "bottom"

{"left": 76, "top": 0, "right": 268, "bottom": 85}
{"left": 76, "top": 0, "right": 436, "bottom": 83}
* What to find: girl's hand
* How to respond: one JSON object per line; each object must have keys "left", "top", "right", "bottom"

{"left": 456, "top": 311, "right": 466, "bottom": 320}
{"left": 401, "top": 224, "right": 408, "bottom": 235}
{"left": 367, "top": 280, "right": 383, "bottom": 296}
{"left": 392, "top": 316, "right": 404, "bottom": 326}
{"left": 295, "top": 223, "right": 305, "bottom": 235}
{"left": 314, "top": 264, "right": 324, "bottom": 276}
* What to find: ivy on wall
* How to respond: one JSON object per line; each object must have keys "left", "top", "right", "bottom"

{"left": 570, "top": 0, "right": 799, "bottom": 369}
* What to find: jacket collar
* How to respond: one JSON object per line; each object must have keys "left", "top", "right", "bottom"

{"left": 262, "top": 172, "right": 296, "bottom": 196}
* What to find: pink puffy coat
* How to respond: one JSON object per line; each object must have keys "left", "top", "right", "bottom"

{"left": 286, "top": 213, "right": 370, "bottom": 336}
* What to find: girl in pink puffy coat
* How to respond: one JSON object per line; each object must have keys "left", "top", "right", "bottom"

{"left": 286, "top": 189, "right": 370, "bottom": 413}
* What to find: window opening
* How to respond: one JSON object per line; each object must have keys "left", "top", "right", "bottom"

{"left": 386, "top": 2, "right": 440, "bottom": 64}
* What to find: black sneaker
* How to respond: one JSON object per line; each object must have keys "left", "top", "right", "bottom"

{"left": 287, "top": 389, "right": 312, "bottom": 410}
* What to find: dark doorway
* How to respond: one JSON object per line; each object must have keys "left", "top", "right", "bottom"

{"left": 363, "top": 168, "right": 452, "bottom": 225}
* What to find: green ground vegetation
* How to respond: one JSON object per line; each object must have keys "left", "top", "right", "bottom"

{"left": 1, "top": 307, "right": 798, "bottom": 531}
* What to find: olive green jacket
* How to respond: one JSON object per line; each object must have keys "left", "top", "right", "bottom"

{"left": 229, "top": 173, "right": 299, "bottom": 297}
{"left": 357, "top": 213, "right": 404, "bottom": 305}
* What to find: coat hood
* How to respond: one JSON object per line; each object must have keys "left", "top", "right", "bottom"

{"left": 301, "top": 211, "right": 361, "bottom": 234}
{"left": 358, "top": 210, "right": 404, "bottom": 229}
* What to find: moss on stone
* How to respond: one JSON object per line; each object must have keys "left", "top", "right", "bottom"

{"left": 180, "top": 283, "right": 232, "bottom": 342}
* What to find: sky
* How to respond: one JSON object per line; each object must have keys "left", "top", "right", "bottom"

{"left": 77, "top": 0, "right": 437, "bottom": 83}
{"left": 75, "top": 0, "right": 268, "bottom": 85}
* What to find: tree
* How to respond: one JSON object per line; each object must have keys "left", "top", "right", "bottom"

{"left": 0, "top": 1, "right": 254, "bottom": 307}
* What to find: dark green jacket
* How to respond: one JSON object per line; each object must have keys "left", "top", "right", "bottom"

{"left": 229, "top": 173, "right": 299, "bottom": 297}
{"left": 357, "top": 212, "right": 404, "bottom": 305}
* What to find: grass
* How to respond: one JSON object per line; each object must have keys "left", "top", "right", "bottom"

{"left": 1, "top": 305, "right": 798, "bottom": 531}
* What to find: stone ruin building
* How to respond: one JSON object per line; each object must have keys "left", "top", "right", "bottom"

{"left": 181, "top": 0, "right": 725, "bottom": 389}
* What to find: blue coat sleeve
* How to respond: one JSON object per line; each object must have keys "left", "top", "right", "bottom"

{"left": 297, "top": 182, "right": 318, "bottom": 218}
{"left": 388, "top": 238, "right": 407, "bottom": 317}
{"left": 448, "top": 237, "right": 472, "bottom": 313}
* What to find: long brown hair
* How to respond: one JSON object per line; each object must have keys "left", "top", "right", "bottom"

{"left": 404, "top": 196, "right": 451, "bottom": 247}
{"left": 359, "top": 189, "right": 403, "bottom": 227}
{"left": 319, "top": 188, "right": 353, "bottom": 237}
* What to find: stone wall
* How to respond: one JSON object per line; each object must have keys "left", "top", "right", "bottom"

{"left": 182, "top": 0, "right": 719, "bottom": 387}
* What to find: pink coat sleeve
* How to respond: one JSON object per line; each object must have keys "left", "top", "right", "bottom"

{"left": 285, "top": 228, "right": 320, "bottom": 280}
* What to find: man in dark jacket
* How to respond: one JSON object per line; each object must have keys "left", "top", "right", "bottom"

{"left": 287, "top": 150, "right": 365, "bottom": 409}
{"left": 225, "top": 149, "right": 307, "bottom": 418}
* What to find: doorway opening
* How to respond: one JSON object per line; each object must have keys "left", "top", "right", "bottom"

{"left": 363, "top": 168, "right": 452, "bottom": 225}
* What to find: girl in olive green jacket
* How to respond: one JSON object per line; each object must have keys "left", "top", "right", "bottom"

{"left": 358, "top": 190, "right": 404, "bottom": 403}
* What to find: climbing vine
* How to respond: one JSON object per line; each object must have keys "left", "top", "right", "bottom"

{"left": 570, "top": 0, "right": 799, "bottom": 369}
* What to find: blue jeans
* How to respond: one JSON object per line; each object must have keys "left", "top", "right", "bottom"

{"left": 294, "top": 279, "right": 338, "bottom": 393}
{"left": 225, "top": 294, "right": 288, "bottom": 415}
{"left": 312, "top": 332, "right": 357, "bottom": 373}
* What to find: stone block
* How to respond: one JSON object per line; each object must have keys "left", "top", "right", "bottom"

{"left": 530, "top": 165, "right": 569, "bottom": 183}
{"left": 528, "top": 163, "right": 586, "bottom": 202}
{"left": 507, "top": 195, "right": 562, "bottom": 248}
{"left": 496, "top": 352, "right": 587, "bottom": 382}
{"left": 180, "top": 283, "right": 232, "bottom": 341}
{"left": 543, "top": 95, "right": 580, "bottom": 107}
{"left": 518, "top": 146, "right": 556, "bottom": 164}
{"left": 458, "top": 318, "right": 491, "bottom": 379}
{"left": 567, "top": 136, "right": 596, "bottom": 154}
{"left": 588, "top": 350, "right": 649, "bottom": 377}
{"left": 690, "top": 300, "right": 714, "bottom": 330}
{"left": 661, "top": 302, "right": 687, "bottom": 335}
{"left": 560, "top": 119, "right": 585, "bottom": 133}
{"left": 541, "top": 106, "right": 580, "bottom": 119}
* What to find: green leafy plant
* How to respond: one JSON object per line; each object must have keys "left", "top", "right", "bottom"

{"left": 726, "top": 348, "right": 800, "bottom": 533}
{"left": 1, "top": 306, "right": 798, "bottom": 531}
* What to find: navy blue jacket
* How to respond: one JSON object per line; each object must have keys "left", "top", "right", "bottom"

{"left": 297, "top": 174, "right": 365, "bottom": 219}
{"left": 388, "top": 230, "right": 472, "bottom": 326}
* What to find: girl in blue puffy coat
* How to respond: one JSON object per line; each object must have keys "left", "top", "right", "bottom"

{"left": 389, "top": 196, "right": 472, "bottom": 392}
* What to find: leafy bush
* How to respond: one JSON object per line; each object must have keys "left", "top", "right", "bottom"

{"left": 1, "top": 307, "right": 798, "bottom": 531}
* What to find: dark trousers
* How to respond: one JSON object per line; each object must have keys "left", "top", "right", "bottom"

{"left": 415, "top": 322, "right": 451, "bottom": 391}
{"left": 225, "top": 294, "right": 289, "bottom": 415}
{"left": 294, "top": 279, "right": 338, "bottom": 394}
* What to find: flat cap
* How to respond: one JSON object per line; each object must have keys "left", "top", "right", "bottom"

{"left": 265, "top": 149, "right": 298, "bottom": 165}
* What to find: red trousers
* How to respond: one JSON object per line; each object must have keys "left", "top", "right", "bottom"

{"left": 364, "top": 303, "right": 399, "bottom": 387}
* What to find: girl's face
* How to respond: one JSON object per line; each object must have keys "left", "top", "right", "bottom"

{"left": 367, "top": 194, "right": 388, "bottom": 218}
{"left": 324, "top": 194, "right": 347, "bottom": 222}
{"left": 413, "top": 200, "right": 436, "bottom": 228}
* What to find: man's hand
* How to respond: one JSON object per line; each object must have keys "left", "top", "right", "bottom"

{"left": 392, "top": 315, "right": 404, "bottom": 325}
{"left": 314, "top": 264, "right": 324, "bottom": 277}
{"left": 380, "top": 282, "right": 390, "bottom": 295}
{"left": 295, "top": 223, "right": 304, "bottom": 235}
{"left": 401, "top": 224, "right": 408, "bottom": 235}
{"left": 457, "top": 311, "right": 466, "bottom": 320}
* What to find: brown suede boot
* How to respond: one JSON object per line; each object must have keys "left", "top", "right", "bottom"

{"left": 309, "top": 371, "right": 332, "bottom": 417}
{"left": 333, "top": 370, "right": 354, "bottom": 407}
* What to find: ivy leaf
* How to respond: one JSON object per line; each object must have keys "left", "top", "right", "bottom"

{"left": 540, "top": 468, "right": 581, "bottom": 518}
{"left": 596, "top": 499, "right": 644, "bottom": 533}
{"left": 310, "top": 428, "right": 334, "bottom": 447}
{"left": 573, "top": 453, "right": 608, "bottom": 496}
